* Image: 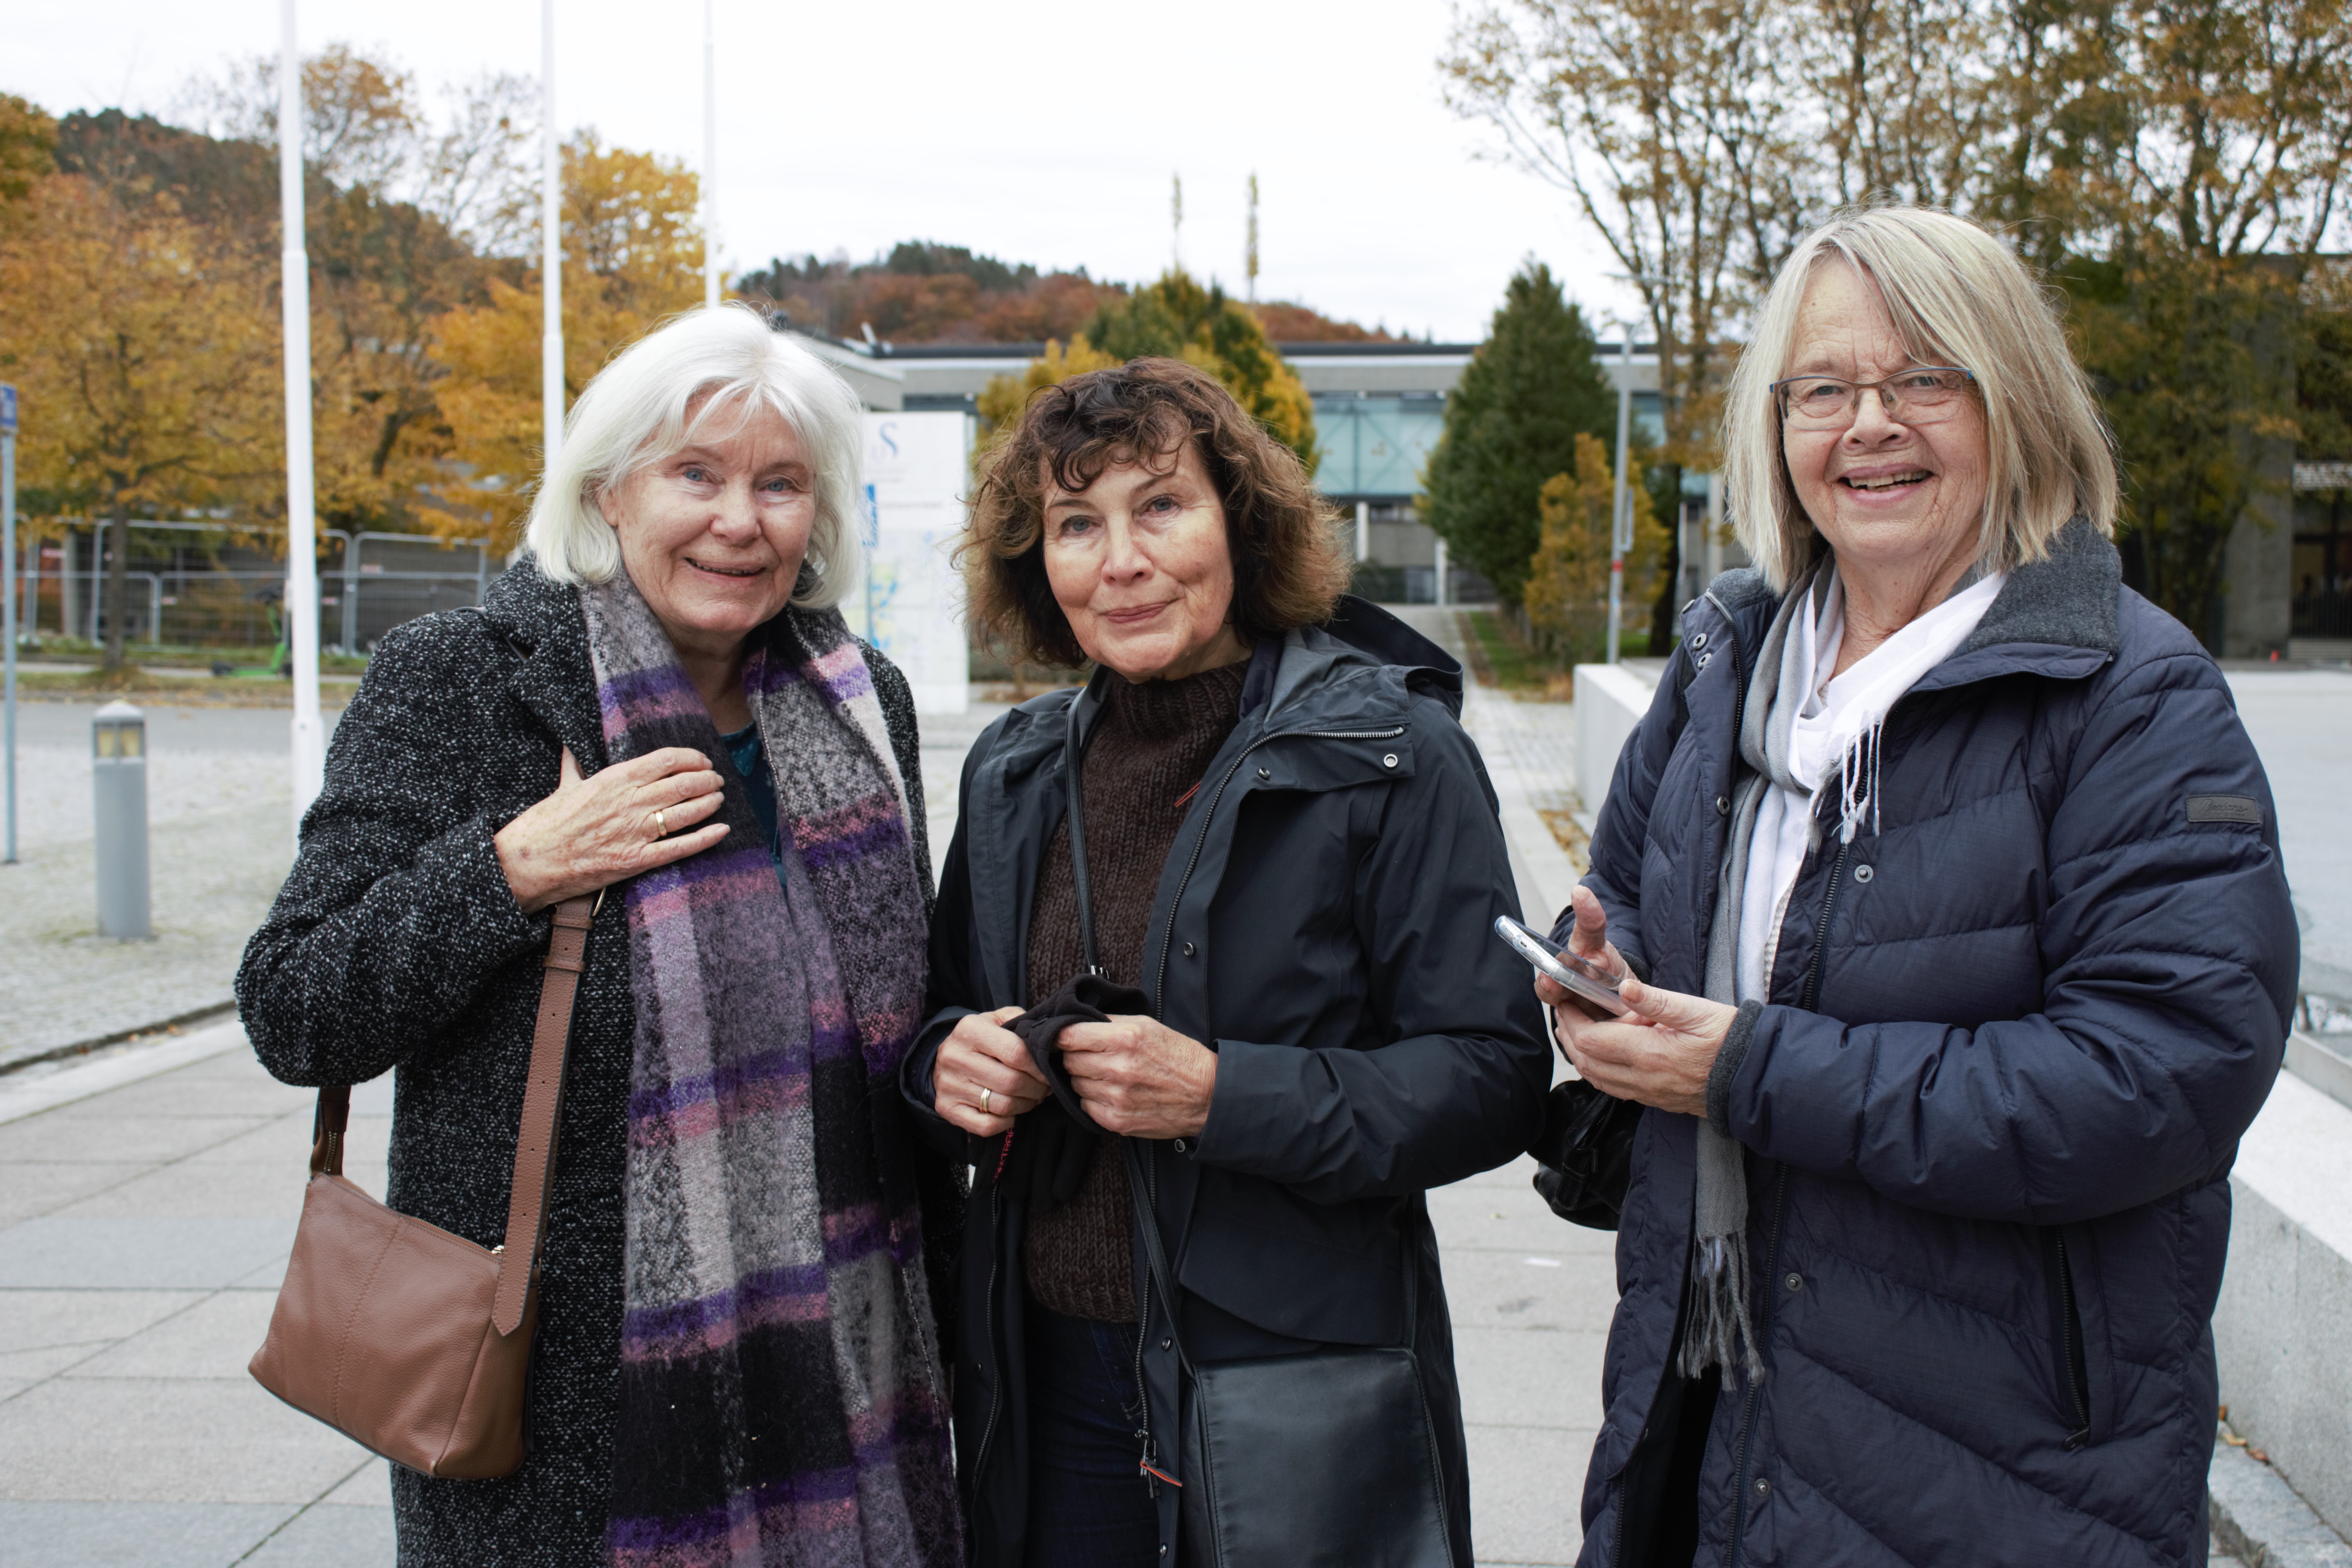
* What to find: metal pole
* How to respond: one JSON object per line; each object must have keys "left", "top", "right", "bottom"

{"left": 1355, "top": 499, "right": 1369, "bottom": 564}
{"left": 1608, "top": 329, "right": 1633, "bottom": 665}
{"left": 2, "top": 386, "right": 17, "bottom": 867}
{"left": 1434, "top": 536, "right": 1449, "bottom": 609}
{"left": 339, "top": 529, "right": 358, "bottom": 652}
{"left": 542, "top": 0, "right": 565, "bottom": 468}
{"left": 281, "top": 0, "right": 325, "bottom": 836}
{"left": 702, "top": 0, "right": 720, "bottom": 310}
{"left": 92, "top": 703, "right": 150, "bottom": 939}
{"left": 1705, "top": 470, "right": 1722, "bottom": 588}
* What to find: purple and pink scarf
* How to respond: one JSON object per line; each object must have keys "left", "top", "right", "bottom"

{"left": 582, "top": 569, "right": 957, "bottom": 1568}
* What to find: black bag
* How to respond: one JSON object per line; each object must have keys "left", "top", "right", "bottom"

{"left": 1063, "top": 709, "right": 1455, "bottom": 1568}
{"left": 1528, "top": 1078, "right": 1642, "bottom": 1229}
{"left": 1127, "top": 1147, "right": 1455, "bottom": 1568}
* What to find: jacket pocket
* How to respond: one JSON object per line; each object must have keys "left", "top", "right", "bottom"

{"left": 2042, "top": 1226, "right": 2106, "bottom": 1450}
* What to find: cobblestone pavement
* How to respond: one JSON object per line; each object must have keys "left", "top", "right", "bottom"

{"left": 0, "top": 705, "right": 330, "bottom": 1071}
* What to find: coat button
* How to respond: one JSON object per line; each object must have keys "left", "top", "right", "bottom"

{"left": 1383, "top": 753, "right": 1399, "bottom": 768}
{"left": 1690, "top": 631, "right": 1708, "bottom": 650}
{"left": 1163, "top": 1338, "right": 1173, "bottom": 1350}
{"left": 1173, "top": 1139, "right": 1188, "bottom": 1153}
{"left": 1716, "top": 796, "right": 1731, "bottom": 816}
{"left": 1854, "top": 864, "right": 1874, "bottom": 883}
{"left": 1182, "top": 941, "right": 1196, "bottom": 957}
{"left": 1256, "top": 766, "right": 1271, "bottom": 780}
{"left": 1785, "top": 1271, "right": 1803, "bottom": 1292}
{"left": 1695, "top": 652, "right": 1711, "bottom": 669}
{"left": 1754, "top": 1477, "right": 1771, "bottom": 1498}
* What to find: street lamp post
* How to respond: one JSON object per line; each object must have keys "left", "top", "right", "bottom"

{"left": 279, "top": 0, "right": 324, "bottom": 837}
{"left": 702, "top": 0, "right": 720, "bottom": 309}
{"left": 1607, "top": 329, "right": 1634, "bottom": 665}
{"left": 542, "top": 0, "right": 565, "bottom": 467}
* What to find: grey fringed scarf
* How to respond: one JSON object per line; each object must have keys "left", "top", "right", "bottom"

{"left": 1684, "top": 555, "right": 1996, "bottom": 1385}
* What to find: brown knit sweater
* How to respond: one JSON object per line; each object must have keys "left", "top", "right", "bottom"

{"left": 1023, "top": 662, "right": 1246, "bottom": 1322}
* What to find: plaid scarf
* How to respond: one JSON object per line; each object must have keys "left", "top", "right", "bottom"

{"left": 582, "top": 571, "right": 958, "bottom": 1568}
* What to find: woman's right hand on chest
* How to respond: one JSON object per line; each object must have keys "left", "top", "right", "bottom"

{"left": 493, "top": 747, "right": 730, "bottom": 913}
{"left": 933, "top": 1006, "right": 1050, "bottom": 1138}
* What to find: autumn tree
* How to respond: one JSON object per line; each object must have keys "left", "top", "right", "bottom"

{"left": 1526, "top": 432, "right": 1668, "bottom": 658}
{"left": 432, "top": 133, "right": 703, "bottom": 538}
{"left": 0, "top": 168, "right": 278, "bottom": 670}
{"left": 1420, "top": 262, "right": 1616, "bottom": 605}
{"left": 1444, "top": 0, "right": 1779, "bottom": 633}
{"left": 1073, "top": 270, "right": 1320, "bottom": 471}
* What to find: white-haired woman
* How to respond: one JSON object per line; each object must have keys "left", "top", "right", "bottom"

{"left": 239, "top": 303, "right": 962, "bottom": 1568}
{"left": 1539, "top": 208, "right": 2295, "bottom": 1565}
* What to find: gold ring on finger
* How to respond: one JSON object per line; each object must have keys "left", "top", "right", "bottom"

{"left": 980, "top": 1085, "right": 992, "bottom": 1115}
{"left": 653, "top": 808, "right": 668, "bottom": 836}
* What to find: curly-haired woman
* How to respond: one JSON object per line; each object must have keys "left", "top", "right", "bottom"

{"left": 901, "top": 358, "right": 1551, "bottom": 1568}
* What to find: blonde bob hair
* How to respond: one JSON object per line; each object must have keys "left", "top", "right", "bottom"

{"left": 1721, "top": 206, "right": 2118, "bottom": 592}
{"left": 524, "top": 302, "right": 864, "bottom": 608}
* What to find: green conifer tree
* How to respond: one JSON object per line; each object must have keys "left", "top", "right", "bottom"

{"left": 1420, "top": 262, "right": 1615, "bottom": 605}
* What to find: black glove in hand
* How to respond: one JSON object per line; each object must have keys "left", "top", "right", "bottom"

{"left": 974, "top": 973, "right": 1151, "bottom": 1213}
{"left": 990, "top": 1097, "right": 1098, "bottom": 1213}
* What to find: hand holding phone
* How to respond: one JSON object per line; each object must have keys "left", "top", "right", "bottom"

{"left": 1493, "top": 915, "right": 1632, "bottom": 1017}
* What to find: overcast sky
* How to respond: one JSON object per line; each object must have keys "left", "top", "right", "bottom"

{"left": 5, "top": 0, "right": 1647, "bottom": 343}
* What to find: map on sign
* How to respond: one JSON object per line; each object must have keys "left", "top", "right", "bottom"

{"left": 851, "top": 412, "right": 973, "bottom": 714}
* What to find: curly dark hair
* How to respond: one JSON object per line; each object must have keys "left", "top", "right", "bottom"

{"left": 959, "top": 357, "right": 1352, "bottom": 669}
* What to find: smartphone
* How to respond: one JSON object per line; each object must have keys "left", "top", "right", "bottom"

{"left": 1493, "top": 915, "right": 1633, "bottom": 1017}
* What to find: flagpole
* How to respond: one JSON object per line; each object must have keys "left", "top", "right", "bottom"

{"left": 542, "top": 0, "right": 565, "bottom": 466}
{"left": 703, "top": 0, "right": 720, "bottom": 309}
{"left": 279, "top": 0, "right": 323, "bottom": 839}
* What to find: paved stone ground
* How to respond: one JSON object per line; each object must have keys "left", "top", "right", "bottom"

{"left": 2223, "top": 669, "right": 2352, "bottom": 998}
{"left": 0, "top": 705, "right": 331, "bottom": 1070}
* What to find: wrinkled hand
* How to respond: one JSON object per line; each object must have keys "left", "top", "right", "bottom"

{"left": 1060, "top": 1015, "right": 1218, "bottom": 1140}
{"left": 1553, "top": 977, "right": 1738, "bottom": 1118}
{"left": 494, "top": 747, "right": 729, "bottom": 913}
{"left": 934, "top": 1006, "right": 1050, "bottom": 1139}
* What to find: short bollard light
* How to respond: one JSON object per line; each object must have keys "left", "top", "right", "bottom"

{"left": 93, "top": 700, "right": 150, "bottom": 940}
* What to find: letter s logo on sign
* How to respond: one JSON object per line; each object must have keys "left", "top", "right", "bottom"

{"left": 878, "top": 423, "right": 900, "bottom": 460}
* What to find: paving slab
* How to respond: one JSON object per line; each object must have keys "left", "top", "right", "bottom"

{"left": 0, "top": 1499, "right": 299, "bottom": 1568}
{"left": 239, "top": 1495, "right": 398, "bottom": 1566}
{"left": 0, "top": 1217, "right": 297, "bottom": 1290}
{"left": 64, "top": 1289, "right": 279, "bottom": 1381}
{"left": 0, "top": 1378, "right": 364, "bottom": 1502}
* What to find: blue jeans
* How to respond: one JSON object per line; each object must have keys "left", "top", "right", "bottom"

{"left": 1024, "top": 1304, "right": 1159, "bottom": 1568}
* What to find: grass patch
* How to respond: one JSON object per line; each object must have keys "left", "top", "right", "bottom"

{"left": 1464, "top": 609, "right": 1551, "bottom": 694}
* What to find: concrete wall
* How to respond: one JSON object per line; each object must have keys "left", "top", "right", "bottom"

{"left": 1572, "top": 664, "right": 1656, "bottom": 824}
{"left": 2214, "top": 1063, "right": 2352, "bottom": 1535}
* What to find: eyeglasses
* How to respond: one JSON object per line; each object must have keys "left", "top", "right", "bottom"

{"left": 1771, "top": 366, "right": 1977, "bottom": 428}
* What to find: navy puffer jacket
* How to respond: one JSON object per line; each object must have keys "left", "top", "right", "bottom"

{"left": 1571, "top": 521, "right": 2297, "bottom": 1567}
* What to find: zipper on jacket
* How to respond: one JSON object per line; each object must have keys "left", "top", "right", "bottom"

{"left": 1797, "top": 837, "right": 1851, "bottom": 1014}
{"left": 1147, "top": 724, "right": 1406, "bottom": 1011}
{"left": 1130, "top": 1146, "right": 1167, "bottom": 1493}
{"left": 969, "top": 1183, "right": 1008, "bottom": 1527}
{"left": 2055, "top": 1234, "right": 2092, "bottom": 1451}
{"left": 1722, "top": 1164, "right": 1792, "bottom": 1568}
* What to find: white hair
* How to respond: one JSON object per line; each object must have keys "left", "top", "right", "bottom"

{"left": 1721, "top": 206, "right": 2119, "bottom": 592}
{"left": 524, "top": 302, "right": 866, "bottom": 608}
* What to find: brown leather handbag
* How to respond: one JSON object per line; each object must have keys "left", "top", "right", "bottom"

{"left": 248, "top": 894, "right": 595, "bottom": 1478}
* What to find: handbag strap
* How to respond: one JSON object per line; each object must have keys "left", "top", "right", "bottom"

{"left": 304, "top": 891, "right": 597, "bottom": 1338}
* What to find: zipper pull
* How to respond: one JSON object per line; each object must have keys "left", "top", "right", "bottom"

{"left": 1138, "top": 1432, "right": 1180, "bottom": 1492}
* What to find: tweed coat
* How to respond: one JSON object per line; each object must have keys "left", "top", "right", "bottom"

{"left": 235, "top": 559, "right": 944, "bottom": 1566}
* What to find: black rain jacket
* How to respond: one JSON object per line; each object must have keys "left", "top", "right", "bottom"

{"left": 902, "top": 598, "right": 1553, "bottom": 1567}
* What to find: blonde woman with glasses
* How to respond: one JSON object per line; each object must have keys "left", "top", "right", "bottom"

{"left": 1537, "top": 208, "right": 2295, "bottom": 1566}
